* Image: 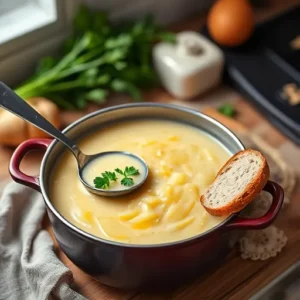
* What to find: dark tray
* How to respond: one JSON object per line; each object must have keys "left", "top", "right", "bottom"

{"left": 250, "top": 261, "right": 300, "bottom": 300}
{"left": 202, "top": 5, "right": 300, "bottom": 145}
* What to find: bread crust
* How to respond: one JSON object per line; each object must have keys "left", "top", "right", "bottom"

{"left": 200, "top": 149, "right": 270, "bottom": 217}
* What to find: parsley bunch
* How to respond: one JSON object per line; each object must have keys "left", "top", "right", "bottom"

{"left": 94, "top": 166, "right": 140, "bottom": 189}
{"left": 14, "top": 5, "right": 176, "bottom": 109}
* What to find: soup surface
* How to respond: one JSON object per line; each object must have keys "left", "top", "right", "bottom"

{"left": 50, "top": 119, "right": 231, "bottom": 244}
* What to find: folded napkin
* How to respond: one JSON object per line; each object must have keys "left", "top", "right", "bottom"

{"left": 0, "top": 181, "right": 87, "bottom": 300}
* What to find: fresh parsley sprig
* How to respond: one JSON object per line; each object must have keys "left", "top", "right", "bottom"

{"left": 93, "top": 166, "right": 140, "bottom": 189}
{"left": 93, "top": 171, "right": 117, "bottom": 189}
{"left": 115, "top": 166, "right": 140, "bottom": 186}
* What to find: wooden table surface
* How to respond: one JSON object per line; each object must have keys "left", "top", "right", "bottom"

{"left": 0, "top": 1, "right": 300, "bottom": 299}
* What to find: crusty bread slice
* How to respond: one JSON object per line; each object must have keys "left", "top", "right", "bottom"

{"left": 200, "top": 149, "right": 270, "bottom": 217}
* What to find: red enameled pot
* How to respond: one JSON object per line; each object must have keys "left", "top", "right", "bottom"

{"left": 9, "top": 104, "right": 284, "bottom": 290}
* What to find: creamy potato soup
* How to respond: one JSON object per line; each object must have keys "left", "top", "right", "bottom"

{"left": 50, "top": 119, "right": 231, "bottom": 244}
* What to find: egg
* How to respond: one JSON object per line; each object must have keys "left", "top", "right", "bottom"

{"left": 207, "top": 0, "right": 254, "bottom": 47}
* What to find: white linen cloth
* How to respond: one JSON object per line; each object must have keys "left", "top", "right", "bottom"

{"left": 0, "top": 181, "right": 87, "bottom": 300}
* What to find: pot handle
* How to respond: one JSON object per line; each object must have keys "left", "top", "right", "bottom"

{"left": 224, "top": 180, "right": 284, "bottom": 230}
{"left": 9, "top": 138, "right": 52, "bottom": 191}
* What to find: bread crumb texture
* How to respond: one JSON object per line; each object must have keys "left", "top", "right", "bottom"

{"left": 203, "top": 152, "right": 263, "bottom": 208}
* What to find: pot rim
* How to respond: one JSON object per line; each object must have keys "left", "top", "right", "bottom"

{"left": 40, "top": 102, "right": 245, "bottom": 249}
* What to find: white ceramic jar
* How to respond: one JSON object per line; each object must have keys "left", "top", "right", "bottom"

{"left": 153, "top": 31, "right": 224, "bottom": 99}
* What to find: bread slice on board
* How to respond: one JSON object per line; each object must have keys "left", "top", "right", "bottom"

{"left": 200, "top": 149, "right": 270, "bottom": 217}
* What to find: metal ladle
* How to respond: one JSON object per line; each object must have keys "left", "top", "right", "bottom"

{"left": 0, "top": 82, "right": 148, "bottom": 197}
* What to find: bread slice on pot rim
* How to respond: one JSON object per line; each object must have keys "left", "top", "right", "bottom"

{"left": 200, "top": 149, "right": 270, "bottom": 217}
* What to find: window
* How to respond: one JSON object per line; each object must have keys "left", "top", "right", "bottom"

{"left": 0, "top": 0, "right": 75, "bottom": 86}
{"left": 0, "top": 0, "right": 57, "bottom": 45}
{"left": 0, "top": 0, "right": 212, "bottom": 86}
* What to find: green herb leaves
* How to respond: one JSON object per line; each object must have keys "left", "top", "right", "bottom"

{"left": 15, "top": 5, "right": 176, "bottom": 109}
{"left": 94, "top": 166, "right": 140, "bottom": 189}
{"left": 121, "top": 177, "right": 134, "bottom": 187}
{"left": 218, "top": 104, "right": 236, "bottom": 118}
{"left": 125, "top": 166, "right": 140, "bottom": 176}
{"left": 115, "top": 166, "right": 140, "bottom": 186}
{"left": 93, "top": 171, "right": 117, "bottom": 189}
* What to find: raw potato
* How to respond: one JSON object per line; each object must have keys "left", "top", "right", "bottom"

{"left": 0, "top": 97, "right": 61, "bottom": 147}
{"left": 27, "top": 98, "right": 61, "bottom": 139}
{"left": 0, "top": 111, "right": 27, "bottom": 146}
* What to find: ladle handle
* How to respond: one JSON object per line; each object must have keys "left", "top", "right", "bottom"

{"left": 0, "top": 82, "right": 79, "bottom": 157}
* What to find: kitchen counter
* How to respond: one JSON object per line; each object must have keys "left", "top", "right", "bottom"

{"left": 0, "top": 0, "right": 299, "bottom": 299}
